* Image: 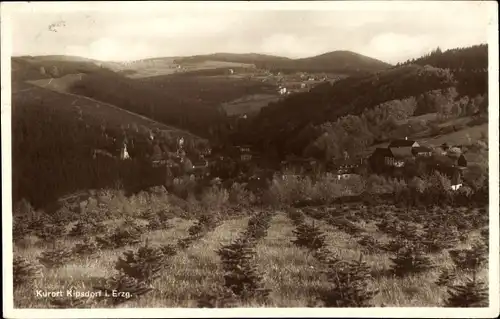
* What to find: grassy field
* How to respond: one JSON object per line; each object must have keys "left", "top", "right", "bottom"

{"left": 105, "top": 58, "right": 256, "bottom": 79}
{"left": 139, "top": 74, "right": 276, "bottom": 108}
{"left": 221, "top": 94, "right": 281, "bottom": 116}
{"left": 12, "top": 189, "right": 489, "bottom": 308}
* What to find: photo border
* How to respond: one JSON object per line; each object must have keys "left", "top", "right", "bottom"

{"left": 2, "top": 1, "right": 499, "bottom": 318}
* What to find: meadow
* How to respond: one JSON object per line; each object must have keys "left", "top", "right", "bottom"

{"left": 13, "top": 183, "right": 489, "bottom": 308}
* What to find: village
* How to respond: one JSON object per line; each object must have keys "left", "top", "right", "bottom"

{"left": 93, "top": 127, "right": 472, "bottom": 195}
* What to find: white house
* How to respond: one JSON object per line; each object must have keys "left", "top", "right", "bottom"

{"left": 120, "top": 143, "right": 130, "bottom": 160}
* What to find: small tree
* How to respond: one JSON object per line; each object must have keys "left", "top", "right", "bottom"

{"left": 319, "top": 255, "right": 379, "bottom": 307}
{"left": 445, "top": 273, "right": 488, "bottom": 307}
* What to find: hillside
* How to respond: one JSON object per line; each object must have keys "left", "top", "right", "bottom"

{"left": 67, "top": 71, "right": 226, "bottom": 137}
{"left": 11, "top": 57, "right": 211, "bottom": 209}
{"left": 173, "top": 51, "right": 392, "bottom": 74}
{"left": 174, "top": 53, "right": 292, "bottom": 65}
{"left": 278, "top": 50, "right": 392, "bottom": 73}
{"left": 12, "top": 56, "right": 109, "bottom": 82}
{"left": 401, "top": 44, "right": 488, "bottom": 97}
{"left": 229, "top": 44, "right": 488, "bottom": 160}
{"left": 235, "top": 64, "right": 456, "bottom": 155}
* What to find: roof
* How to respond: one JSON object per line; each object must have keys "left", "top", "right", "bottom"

{"left": 388, "top": 139, "right": 418, "bottom": 148}
{"left": 192, "top": 160, "right": 208, "bottom": 167}
{"left": 371, "top": 148, "right": 394, "bottom": 157}
{"left": 432, "top": 154, "right": 465, "bottom": 167}
{"left": 412, "top": 146, "right": 432, "bottom": 153}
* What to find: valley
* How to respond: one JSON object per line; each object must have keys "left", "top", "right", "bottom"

{"left": 10, "top": 43, "right": 492, "bottom": 309}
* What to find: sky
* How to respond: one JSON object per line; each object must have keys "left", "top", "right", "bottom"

{"left": 5, "top": 1, "right": 495, "bottom": 64}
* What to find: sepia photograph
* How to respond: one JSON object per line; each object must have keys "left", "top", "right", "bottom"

{"left": 1, "top": 1, "right": 499, "bottom": 318}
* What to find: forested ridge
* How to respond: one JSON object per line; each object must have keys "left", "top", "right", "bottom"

{"left": 231, "top": 44, "right": 488, "bottom": 160}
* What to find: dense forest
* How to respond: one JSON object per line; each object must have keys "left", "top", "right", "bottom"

{"left": 400, "top": 44, "right": 488, "bottom": 98}
{"left": 12, "top": 92, "right": 162, "bottom": 208}
{"left": 68, "top": 71, "right": 227, "bottom": 138}
{"left": 231, "top": 45, "right": 489, "bottom": 160}
{"left": 12, "top": 81, "right": 209, "bottom": 209}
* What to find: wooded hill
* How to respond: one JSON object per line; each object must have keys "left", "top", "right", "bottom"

{"left": 231, "top": 44, "right": 488, "bottom": 159}
{"left": 174, "top": 50, "right": 392, "bottom": 74}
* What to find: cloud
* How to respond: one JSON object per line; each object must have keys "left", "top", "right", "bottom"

{"left": 8, "top": 2, "right": 493, "bottom": 63}
{"left": 66, "top": 38, "right": 154, "bottom": 61}
{"left": 104, "top": 14, "right": 241, "bottom": 39}
{"left": 363, "top": 33, "right": 434, "bottom": 63}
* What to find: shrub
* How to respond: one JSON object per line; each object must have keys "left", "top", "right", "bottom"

{"left": 69, "top": 219, "right": 108, "bottom": 237}
{"left": 34, "top": 221, "right": 68, "bottom": 245}
{"left": 160, "top": 244, "right": 178, "bottom": 257}
{"left": 172, "top": 176, "right": 197, "bottom": 199}
{"left": 448, "top": 242, "right": 487, "bottom": 273}
{"left": 292, "top": 222, "right": 327, "bottom": 251}
{"left": 366, "top": 175, "right": 405, "bottom": 195}
{"left": 357, "top": 235, "right": 384, "bottom": 255}
{"left": 115, "top": 241, "right": 168, "bottom": 284}
{"left": 445, "top": 275, "right": 488, "bottom": 307}
{"left": 421, "top": 223, "right": 459, "bottom": 253}
{"left": 228, "top": 182, "right": 253, "bottom": 207}
{"left": 217, "top": 237, "right": 270, "bottom": 302}
{"left": 72, "top": 238, "right": 101, "bottom": 258}
{"left": 13, "top": 257, "right": 42, "bottom": 289}
{"left": 37, "top": 247, "right": 75, "bottom": 269}
{"left": 311, "top": 176, "right": 344, "bottom": 204}
{"left": 319, "top": 255, "right": 379, "bottom": 307}
{"left": 201, "top": 185, "right": 229, "bottom": 211}
{"left": 265, "top": 174, "right": 313, "bottom": 206}
{"left": 197, "top": 285, "right": 237, "bottom": 308}
{"left": 436, "top": 268, "right": 457, "bottom": 287}
{"left": 95, "top": 226, "right": 141, "bottom": 249}
{"left": 244, "top": 211, "right": 272, "bottom": 242}
{"left": 390, "top": 243, "right": 435, "bottom": 277}
{"left": 13, "top": 217, "right": 31, "bottom": 244}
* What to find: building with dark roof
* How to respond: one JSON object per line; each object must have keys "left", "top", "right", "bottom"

{"left": 369, "top": 148, "right": 396, "bottom": 173}
{"left": 412, "top": 146, "right": 433, "bottom": 157}
{"left": 388, "top": 139, "right": 420, "bottom": 148}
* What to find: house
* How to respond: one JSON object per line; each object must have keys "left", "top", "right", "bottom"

{"left": 439, "top": 143, "right": 450, "bottom": 155}
{"left": 369, "top": 148, "right": 399, "bottom": 172}
{"left": 200, "top": 147, "right": 212, "bottom": 157}
{"left": 119, "top": 142, "right": 130, "bottom": 160}
{"left": 192, "top": 159, "right": 209, "bottom": 170}
{"left": 237, "top": 145, "right": 251, "bottom": 153}
{"left": 432, "top": 163, "right": 465, "bottom": 191}
{"left": 412, "top": 146, "right": 433, "bottom": 158}
{"left": 388, "top": 138, "right": 420, "bottom": 158}
{"left": 236, "top": 145, "right": 254, "bottom": 162}
{"left": 281, "top": 156, "right": 319, "bottom": 174}
{"left": 339, "top": 173, "right": 360, "bottom": 180}
{"left": 192, "top": 159, "right": 210, "bottom": 179}
{"left": 241, "top": 153, "right": 252, "bottom": 162}
{"left": 332, "top": 158, "right": 361, "bottom": 175}
{"left": 152, "top": 159, "right": 169, "bottom": 168}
